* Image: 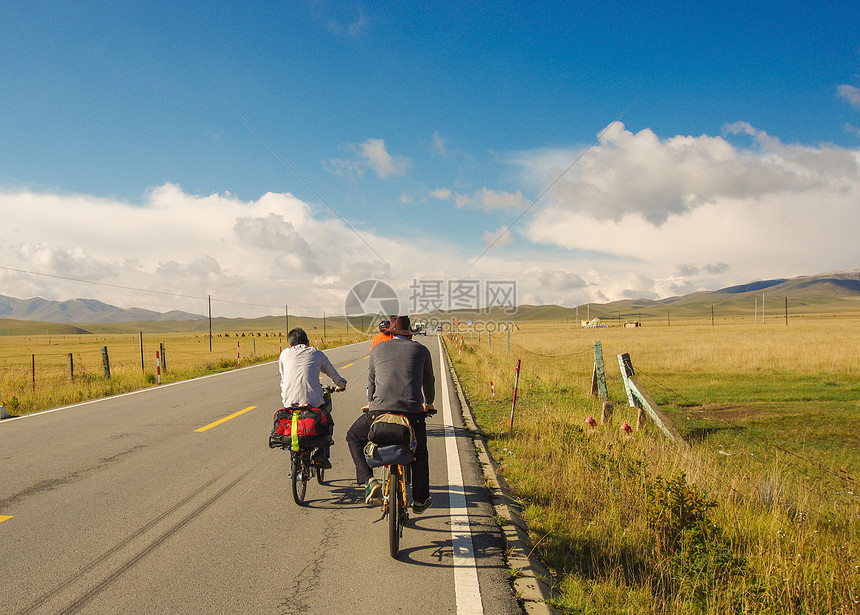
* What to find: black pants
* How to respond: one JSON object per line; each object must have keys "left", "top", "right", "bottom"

{"left": 346, "top": 411, "right": 429, "bottom": 503}
{"left": 318, "top": 403, "right": 333, "bottom": 458}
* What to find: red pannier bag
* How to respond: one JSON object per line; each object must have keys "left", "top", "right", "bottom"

{"left": 268, "top": 406, "right": 332, "bottom": 450}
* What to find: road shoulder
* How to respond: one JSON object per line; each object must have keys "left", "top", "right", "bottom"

{"left": 440, "top": 339, "right": 562, "bottom": 615}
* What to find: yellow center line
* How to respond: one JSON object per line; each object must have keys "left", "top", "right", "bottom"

{"left": 195, "top": 406, "right": 257, "bottom": 432}
{"left": 0, "top": 516, "right": 13, "bottom": 523}
{"left": 340, "top": 362, "right": 354, "bottom": 369}
{"left": 363, "top": 355, "right": 370, "bottom": 359}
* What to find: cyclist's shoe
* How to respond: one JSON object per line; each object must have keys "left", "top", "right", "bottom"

{"left": 312, "top": 452, "right": 333, "bottom": 469}
{"left": 364, "top": 478, "right": 382, "bottom": 506}
{"left": 412, "top": 496, "right": 432, "bottom": 514}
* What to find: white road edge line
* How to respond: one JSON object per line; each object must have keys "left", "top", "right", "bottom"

{"left": 439, "top": 335, "right": 484, "bottom": 615}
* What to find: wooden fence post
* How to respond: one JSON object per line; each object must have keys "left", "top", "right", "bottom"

{"left": 160, "top": 342, "right": 166, "bottom": 372}
{"left": 591, "top": 341, "right": 608, "bottom": 400}
{"left": 68, "top": 353, "right": 74, "bottom": 382}
{"left": 509, "top": 359, "right": 521, "bottom": 429}
{"left": 139, "top": 331, "right": 144, "bottom": 371}
{"left": 601, "top": 400, "right": 613, "bottom": 424}
{"left": 617, "top": 352, "right": 687, "bottom": 449}
{"left": 617, "top": 353, "right": 636, "bottom": 407}
{"left": 101, "top": 346, "right": 111, "bottom": 378}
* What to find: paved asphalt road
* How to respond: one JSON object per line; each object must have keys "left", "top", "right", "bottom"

{"left": 0, "top": 334, "right": 520, "bottom": 615}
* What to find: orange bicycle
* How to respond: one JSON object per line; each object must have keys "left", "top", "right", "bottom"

{"left": 364, "top": 407, "right": 436, "bottom": 558}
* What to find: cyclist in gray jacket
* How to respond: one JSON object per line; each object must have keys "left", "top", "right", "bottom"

{"left": 346, "top": 315, "right": 435, "bottom": 512}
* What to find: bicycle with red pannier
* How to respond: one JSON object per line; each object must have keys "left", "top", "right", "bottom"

{"left": 269, "top": 386, "right": 338, "bottom": 505}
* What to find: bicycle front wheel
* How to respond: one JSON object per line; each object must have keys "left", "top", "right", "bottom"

{"left": 291, "top": 451, "right": 308, "bottom": 505}
{"left": 388, "top": 465, "right": 401, "bottom": 559}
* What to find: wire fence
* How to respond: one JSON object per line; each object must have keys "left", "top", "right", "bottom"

{"left": 444, "top": 327, "right": 859, "bottom": 507}
{"left": 0, "top": 332, "right": 364, "bottom": 414}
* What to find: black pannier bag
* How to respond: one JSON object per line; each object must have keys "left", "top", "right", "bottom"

{"left": 268, "top": 406, "right": 332, "bottom": 450}
{"left": 367, "top": 413, "right": 415, "bottom": 448}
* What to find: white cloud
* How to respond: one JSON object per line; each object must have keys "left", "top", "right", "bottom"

{"left": 0, "top": 186, "right": 360, "bottom": 315}
{"left": 155, "top": 256, "right": 224, "bottom": 281}
{"left": 507, "top": 123, "right": 860, "bottom": 299}
{"left": 327, "top": 138, "right": 410, "bottom": 180}
{"left": 431, "top": 130, "right": 447, "bottom": 156}
{"left": 512, "top": 121, "right": 859, "bottom": 226}
{"left": 314, "top": 3, "right": 370, "bottom": 38}
{"left": 539, "top": 270, "right": 587, "bottom": 291}
{"left": 359, "top": 138, "right": 410, "bottom": 178}
{"left": 17, "top": 242, "right": 115, "bottom": 281}
{"left": 233, "top": 213, "right": 320, "bottom": 273}
{"left": 454, "top": 187, "right": 529, "bottom": 211}
{"left": 838, "top": 84, "right": 860, "bottom": 110}
{"left": 675, "top": 263, "right": 700, "bottom": 277}
{"left": 346, "top": 9, "right": 368, "bottom": 37}
{"left": 430, "top": 188, "right": 452, "bottom": 200}
{"left": 0, "top": 184, "right": 491, "bottom": 316}
{"left": 675, "top": 262, "right": 728, "bottom": 277}
{"left": 481, "top": 225, "right": 513, "bottom": 249}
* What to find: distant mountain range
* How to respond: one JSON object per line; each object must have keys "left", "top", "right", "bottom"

{"left": 0, "top": 295, "right": 205, "bottom": 324}
{"left": 0, "top": 270, "right": 858, "bottom": 326}
{"left": 429, "top": 270, "right": 860, "bottom": 323}
{"left": 603, "top": 270, "right": 860, "bottom": 308}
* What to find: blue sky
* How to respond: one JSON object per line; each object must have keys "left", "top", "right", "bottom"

{"left": 1, "top": 1, "right": 859, "bottom": 318}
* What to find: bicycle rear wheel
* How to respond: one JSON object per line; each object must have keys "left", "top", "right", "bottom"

{"left": 388, "top": 465, "right": 401, "bottom": 559}
{"left": 316, "top": 465, "right": 325, "bottom": 484}
{"left": 291, "top": 451, "right": 308, "bottom": 505}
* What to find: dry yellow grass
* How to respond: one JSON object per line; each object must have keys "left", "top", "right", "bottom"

{"left": 0, "top": 330, "right": 361, "bottom": 414}
{"left": 447, "top": 316, "right": 859, "bottom": 614}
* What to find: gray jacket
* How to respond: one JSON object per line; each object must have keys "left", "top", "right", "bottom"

{"left": 367, "top": 338, "right": 435, "bottom": 413}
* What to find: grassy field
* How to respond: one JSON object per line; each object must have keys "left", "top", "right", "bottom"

{"left": 0, "top": 326, "right": 364, "bottom": 415}
{"left": 446, "top": 316, "right": 859, "bottom": 614}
